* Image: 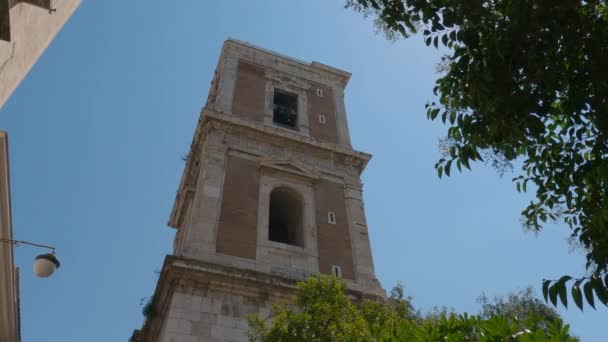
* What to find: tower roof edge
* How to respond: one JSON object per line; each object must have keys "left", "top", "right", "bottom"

{"left": 223, "top": 38, "right": 351, "bottom": 86}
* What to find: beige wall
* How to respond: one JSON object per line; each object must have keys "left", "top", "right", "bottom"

{"left": 0, "top": 0, "right": 80, "bottom": 108}
{"left": 0, "top": 131, "right": 19, "bottom": 342}
{"left": 157, "top": 279, "right": 284, "bottom": 342}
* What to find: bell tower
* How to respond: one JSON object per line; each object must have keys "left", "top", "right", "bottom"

{"left": 132, "top": 39, "right": 384, "bottom": 342}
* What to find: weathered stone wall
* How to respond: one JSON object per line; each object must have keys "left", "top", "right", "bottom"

{"left": 138, "top": 257, "right": 298, "bottom": 342}
{"left": 157, "top": 286, "right": 272, "bottom": 342}
{"left": 138, "top": 256, "right": 376, "bottom": 342}
{"left": 0, "top": 0, "right": 81, "bottom": 108}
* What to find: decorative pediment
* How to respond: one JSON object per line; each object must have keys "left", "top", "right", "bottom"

{"left": 266, "top": 70, "right": 311, "bottom": 91}
{"left": 259, "top": 157, "right": 320, "bottom": 180}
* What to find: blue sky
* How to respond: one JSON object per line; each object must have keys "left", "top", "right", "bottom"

{"left": 1, "top": 1, "right": 605, "bottom": 341}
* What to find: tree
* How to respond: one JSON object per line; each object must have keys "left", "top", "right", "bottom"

{"left": 248, "top": 275, "right": 577, "bottom": 341}
{"left": 477, "top": 287, "right": 562, "bottom": 331}
{"left": 346, "top": 0, "right": 608, "bottom": 310}
{"left": 247, "top": 275, "right": 367, "bottom": 342}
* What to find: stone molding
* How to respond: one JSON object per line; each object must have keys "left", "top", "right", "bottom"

{"left": 263, "top": 71, "right": 311, "bottom": 135}
{"left": 258, "top": 157, "right": 321, "bottom": 181}
{"left": 208, "top": 109, "right": 370, "bottom": 166}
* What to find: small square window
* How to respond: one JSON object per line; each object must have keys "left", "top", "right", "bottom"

{"left": 273, "top": 90, "right": 298, "bottom": 129}
{"left": 328, "top": 211, "right": 336, "bottom": 224}
{"left": 316, "top": 88, "right": 324, "bottom": 97}
{"left": 331, "top": 265, "right": 342, "bottom": 278}
{"left": 318, "top": 114, "right": 326, "bottom": 124}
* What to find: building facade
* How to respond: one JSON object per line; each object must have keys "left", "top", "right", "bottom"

{"left": 0, "top": 2, "right": 79, "bottom": 340}
{"left": 133, "top": 39, "right": 384, "bottom": 342}
{"left": 0, "top": 0, "right": 81, "bottom": 108}
{"left": 0, "top": 131, "right": 20, "bottom": 342}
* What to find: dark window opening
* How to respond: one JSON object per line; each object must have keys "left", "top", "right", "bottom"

{"left": 273, "top": 90, "right": 298, "bottom": 129}
{"left": 332, "top": 265, "right": 342, "bottom": 278}
{"left": 268, "top": 187, "right": 303, "bottom": 246}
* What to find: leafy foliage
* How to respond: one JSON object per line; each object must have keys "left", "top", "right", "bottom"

{"left": 347, "top": 0, "right": 608, "bottom": 309}
{"left": 248, "top": 275, "right": 577, "bottom": 341}
{"left": 141, "top": 296, "right": 157, "bottom": 319}
{"left": 477, "top": 287, "right": 562, "bottom": 330}
{"left": 248, "top": 276, "right": 367, "bottom": 342}
{"left": 542, "top": 273, "right": 608, "bottom": 311}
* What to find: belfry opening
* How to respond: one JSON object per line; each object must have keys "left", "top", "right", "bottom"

{"left": 268, "top": 187, "right": 303, "bottom": 246}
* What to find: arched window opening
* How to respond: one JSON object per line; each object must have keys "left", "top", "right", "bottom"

{"left": 268, "top": 187, "right": 303, "bottom": 246}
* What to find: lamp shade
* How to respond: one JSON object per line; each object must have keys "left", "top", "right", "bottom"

{"left": 34, "top": 253, "right": 60, "bottom": 278}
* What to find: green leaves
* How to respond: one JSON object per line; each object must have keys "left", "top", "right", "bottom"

{"left": 591, "top": 275, "right": 608, "bottom": 306}
{"left": 542, "top": 280, "right": 550, "bottom": 303}
{"left": 249, "top": 275, "right": 368, "bottom": 342}
{"left": 444, "top": 160, "right": 452, "bottom": 176}
{"left": 583, "top": 281, "right": 595, "bottom": 309}
{"left": 572, "top": 283, "right": 583, "bottom": 311}
{"left": 548, "top": 283, "right": 560, "bottom": 307}
{"left": 557, "top": 282, "right": 568, "bottom": 308}
{"left": 543, "top": 276, "right": 572, "bottom": 309}
{"left": 569, "top": 278, "right": 583, "bottom": 309}
{"left": 250, "top": 275, "right": 577, "bottom": 341}
{"left": 542, "top": 274, "right": 608, "bottom": 311}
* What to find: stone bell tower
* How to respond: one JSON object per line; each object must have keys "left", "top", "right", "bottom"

{"left": 132, "top": 39, "right": 384, "bottom": 342}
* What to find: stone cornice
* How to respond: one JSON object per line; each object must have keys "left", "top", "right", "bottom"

{"left": 205, "top": 109, "right": 371, "bottom": 164}
{"left": 224, "top": 38, "right": 351, "bottom": 88}
{"left": 259, "top": 157, "right": 321, "bottom": 181}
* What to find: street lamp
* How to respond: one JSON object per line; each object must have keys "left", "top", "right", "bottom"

{"left": 0, "top": 238, "right": 60, "bottom": 278}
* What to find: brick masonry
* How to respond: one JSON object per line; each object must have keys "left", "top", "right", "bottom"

{"left": 216, "top": 155, "right": 260, "bottom": 259}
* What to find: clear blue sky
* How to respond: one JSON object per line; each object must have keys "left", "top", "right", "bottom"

{"left": 1, "top": 1, "right": 604, "bottom": 341}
